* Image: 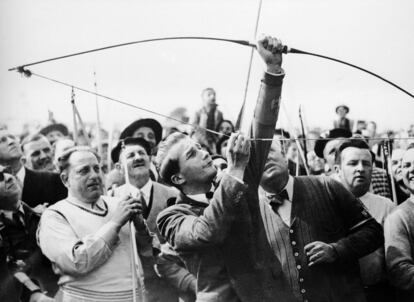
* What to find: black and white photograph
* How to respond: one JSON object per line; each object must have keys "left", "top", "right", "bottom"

{"left": 1, "top": 0, "right": 414, "bottom": 301}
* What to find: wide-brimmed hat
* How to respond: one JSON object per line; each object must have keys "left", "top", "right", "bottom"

{"left": 119, "top": 118, "right": 162, "bottom": 144}
{"left": 111, "top": 137, "right": 152, "bottom": 163}
{"left": 335, "top": 105, "right": 349, "bottom": 114}
{"left": 314, "top": 128, "right": 352, "bottom": 158}
{"left": 39, "top": 123, "right": 69, "bottom": 136}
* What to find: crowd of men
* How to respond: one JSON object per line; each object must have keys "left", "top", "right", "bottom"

{"left": 1, "top": 35, "right": 414, "bottom": 302}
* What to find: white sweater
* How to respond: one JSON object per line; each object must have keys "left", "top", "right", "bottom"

{"left": 38, "top": 196, "right": 144, "bottom": 301}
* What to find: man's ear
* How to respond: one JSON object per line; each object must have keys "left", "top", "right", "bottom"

{"left": 171, "top": 173, "right": 185, "bottom": 186}
{"left": 60, "top": 171, "right": 69, "bottom": 187}
{"left": 333, "top": 164, "right": 341, "bottom": 174}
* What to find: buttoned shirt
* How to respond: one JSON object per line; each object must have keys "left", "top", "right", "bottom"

{"left": 275, "top": 175, "right": 294, "bottom": 226}
{"left": 15, "top": 166, "right": 25, "bottom": 188}
{"left": 123, "top": 179, "right": 153, "bottom": 207}
{"left": 187, "top": 173, "right": 244, "bottom": 204}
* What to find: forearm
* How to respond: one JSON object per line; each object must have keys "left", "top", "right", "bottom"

{"left": 253, "top": 71, "right": 284, "bottom": 129}
{"left": 156, "top": 255, "right": 196, "bottom": 293}
{"left": 330, "top": 218, "right": 384, "bottom": 262}
{"left": 246, "top": 71, "right": 284, "bottom": 186}
{"left": 39, "top": 211, "right": 119, "bottom": 276}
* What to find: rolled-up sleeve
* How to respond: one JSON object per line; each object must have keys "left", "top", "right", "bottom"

{"left": 38, "top": 209, "right": 119, "bottom": 276}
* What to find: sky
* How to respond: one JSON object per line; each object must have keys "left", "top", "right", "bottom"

{"left": 1, "top": 0, "right": 413, "bottom": 135}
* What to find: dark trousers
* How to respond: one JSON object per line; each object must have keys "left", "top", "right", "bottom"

{"left": 364, "top": 281, "right": 396, "bottom": 302}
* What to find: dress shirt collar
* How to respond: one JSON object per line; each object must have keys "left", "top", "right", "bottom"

{"left": 282, "top": 175, "right": 294, "bottom": 201}
{"left": 122, "top": 179, "right": 153, "bottom": 199}
{"left": 410, "top": 194, "right": 414, "bottom": 205}
{"left": 139, "top": 179, "right": 153, "bottom": 200}
{"left": 1, "top": 202, "right": 24, "bottom": 221}
{"left": 16, "top": 165, "right": 25, "bottom": 185}
{"left": 187, "top": 184, "right": 214, "bottom": 204}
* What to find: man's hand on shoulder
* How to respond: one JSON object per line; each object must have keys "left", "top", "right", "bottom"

{"left": 256, "top": 35, "right": 284, "bottom": 74}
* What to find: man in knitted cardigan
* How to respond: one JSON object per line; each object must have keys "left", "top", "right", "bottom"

{"left": 259, "top": 139, "right": 383, "bottom": 302}
{"left": 384, "top": 145, "right": 414, "bottom": 302}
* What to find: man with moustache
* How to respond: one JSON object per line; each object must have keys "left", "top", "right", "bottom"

{"left": 156, "top": 35, "right": 297, "bottom": 302}
{"left": 38, "top": 146, "right": 153, "bottom": 301}
{"left": 0, "top": 130, "right": 67, "bottom": 210}
{"left": 21, "top": 134, "right": 55, "bottom": 172}
{"left": 334, "top": 139, "right": 395, "bottom": 301}
{"left": 259, "top": 139, "right": 383, "bottom": 302}
{"left": 110, "top": 137, "right": 196, "bottom": 301}
{"left": 384, "top": 145, "right": 414, "bottom": 301}
{"left": 119, "top": 118, "right": 163, "bottom": 180}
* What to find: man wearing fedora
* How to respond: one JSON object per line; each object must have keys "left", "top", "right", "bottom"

{"left": 110, "top": 137, "right": 196, "bottom": 302}
{"left": 314, "top": 127, "right": 353, "bottom": 175}
{"left": 334, "top": 104, "right": 353, "bottom": 132}
{"left": 119, "top": 118, "right": 163, "bottom": 181}
{"left": 39, "top": 123, "right": 69, "bottom": 146}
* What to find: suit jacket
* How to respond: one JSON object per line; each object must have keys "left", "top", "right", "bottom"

{"left": 0, "top": 202, "right": 59, "bottom": 296}
{"left": 158, "top": 72, "right": 298, "bottom": 302}
{"left": 22, "top": 168, "right": 67, "bottom": 208}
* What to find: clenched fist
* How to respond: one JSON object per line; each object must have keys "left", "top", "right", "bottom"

{"left": 256, "top": 35, "right": 284, "bottom": 74}
{"left": 111, "top": 195, "right": 142, "bottom": 228}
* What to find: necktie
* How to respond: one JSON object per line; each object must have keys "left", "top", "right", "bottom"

{"left": 266, "top": 189, "right": 289, "bottom": 213}
{"left": 276, "top": 189, "right": 289, "bottom": 201}
{"left": 138, "top": 191, "right": 149, "bottom": 219}
{"left": 205, "top": 191, "right": 214, "bottom": 199}
{"left": 12, "top": 211, "right": 25, "bottom": 228}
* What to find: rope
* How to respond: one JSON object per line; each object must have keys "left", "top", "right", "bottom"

{"left": 23, "top": 69, "right": 414, "bottom": 143}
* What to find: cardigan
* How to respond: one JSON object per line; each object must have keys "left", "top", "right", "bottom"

{"left": 260, "top": 176, "right": 384, "bottom": 302}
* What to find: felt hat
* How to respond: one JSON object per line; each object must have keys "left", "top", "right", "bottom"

{"left": 39, "top": 123, "right": 69, "bottom": 136}
{"left": 111, "top": 137, "right": 151, "bottom": 164}
{"left": 119, "top": 118, "right": 163, "bottom": 144}
{"left": 314, "top": 128, "right": 352, "bottom": 158}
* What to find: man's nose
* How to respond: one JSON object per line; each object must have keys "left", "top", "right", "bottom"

{"left": 202, "top": 150, "right": 209, "bottom": 160}
{"left": 39, "top": 150, "right": 48, "bottom": 159}
{"left": 355, "top": 162, "right": 364, "bottom": 172}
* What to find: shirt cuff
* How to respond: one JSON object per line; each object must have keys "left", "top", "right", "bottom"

{"left": 96, "top": 221, "right": 120, "bottom": 249}
{"left": 262, "top": 70, "right": 285, "bottom": 86}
